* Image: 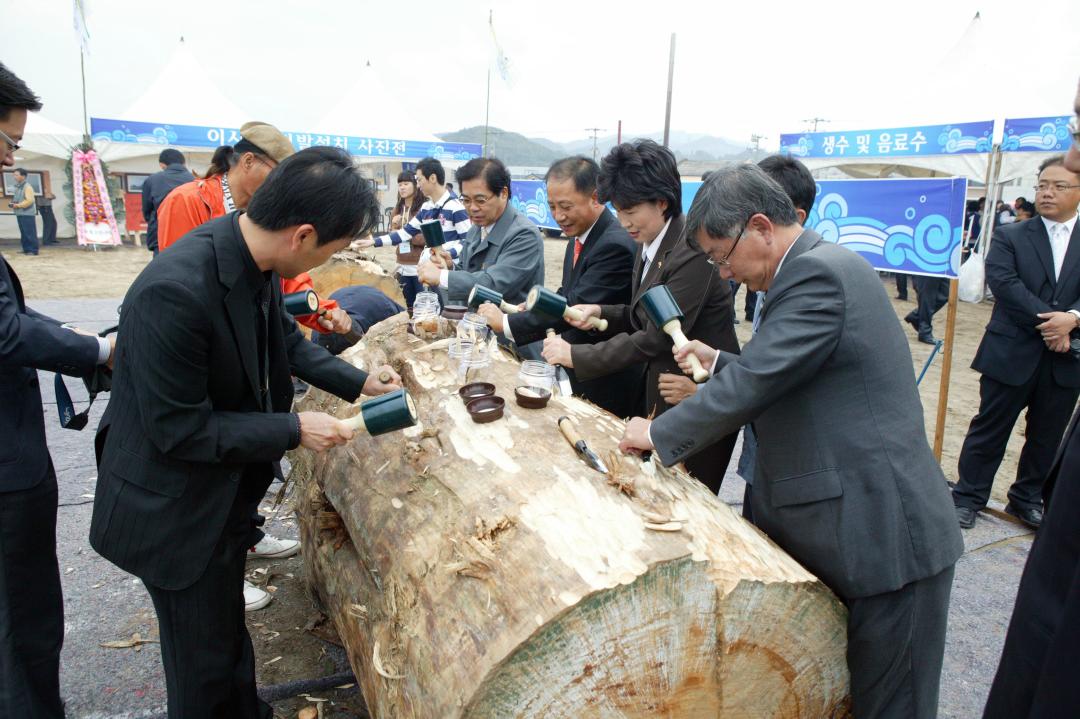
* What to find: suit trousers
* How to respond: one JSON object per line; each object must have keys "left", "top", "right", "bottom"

{"left": 39, "top": 206, "right": 57, "bottom": 245}
{"left": 982, "top": 419, "right": 1080, "bottom": 718}
{"left": 0, "top": 468, "right": 64, "bottom": 718}
{"left": 16, "top": 215, "right": 38, "bottom": 255}
{"left": 145, "top": 483, "right": 272, "bottom": 719}
{"left": 683, "top": 430, "right": 739, "bottom": 496}
{"left": 954, "top": 356, "right": 1079, "bottom": 511}
{"left": 894, "top": 273, "right": 909, "bottom": 300}
{"left": 913, "top": 276, "right": 948, "bottom": 336}
{"left": 845, "top": 565, "right": 955, "bottom": 719}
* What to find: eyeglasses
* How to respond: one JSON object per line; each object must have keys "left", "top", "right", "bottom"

{"left": 0, "top": 127, "right": 20, "bottom": 153}
{"left": 460, "top": 194, "right": 492, "bottom": 208}
{"left": 708, "top": 217, "right": 752, "bottom": 267}
{"left": 1034, "top": 183, "right": 1080, "bottom": 194}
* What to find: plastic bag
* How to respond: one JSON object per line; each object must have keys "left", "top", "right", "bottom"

{"left": 958, "top": 250, "right": 985, "bottom": 304}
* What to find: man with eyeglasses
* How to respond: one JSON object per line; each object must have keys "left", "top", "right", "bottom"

{"left": 417, "top": 156, "right": 543, "bottom": 309}
{"left": 0, "top": 62, "right": 117, "bottom": 718}
{"left": 619, "top": 164, "right": 963, "bottom": 718}
{"left": 951, "top": 153, "right": 1080, "bottom": 531}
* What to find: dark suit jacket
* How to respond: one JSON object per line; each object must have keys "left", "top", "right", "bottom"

{"left": 650, "top": 230, "right": 964, "bottom": 599}
{"left": 973, "top": 218, "right": 1080, "bottom": 387}
{"left": 508, "top": 210, "right": 642, "bottom": 415}
{"left": 1, "top": 255, "right": 100, "bottom": 493}
{"left": 89, "top": 214, "right": 369, "bottom": 590}
{"left": 571, "top": 214, "right": 738, "bottom": 418}
{"left": 984, "top": 406, "right": 1080, "bottom": 717}
{"left": 446, "top": 204, "right": 544, "bottom": 305}
{"left": 141, "top": 163, "right": 194, "bottom": 251}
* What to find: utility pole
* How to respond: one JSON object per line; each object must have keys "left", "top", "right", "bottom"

{"left": 750, "top": 134, "right": 766, "bottom": 159}
{"left": 803, "top": 117, "right": 828, "bottom": 132}
{"left": 584, "top": 128, "right": 607, "bottom": 161}
{"left": 483, "top": 10, "right": 492, "bottom": 157}
{"left": 662, "top": 33, "right": 676, "bottom": 147}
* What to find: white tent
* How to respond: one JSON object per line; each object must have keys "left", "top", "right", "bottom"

{"left": 796, "top": 10, "right": 1080, "bottom": 183}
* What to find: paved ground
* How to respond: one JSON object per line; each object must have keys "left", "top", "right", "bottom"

{"left": 34, "top": 297, "right": 1031, "bottom": 718}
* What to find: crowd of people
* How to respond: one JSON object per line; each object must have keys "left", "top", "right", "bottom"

{"left": 3, "top": 56, "right": 1080, "bottom": 718}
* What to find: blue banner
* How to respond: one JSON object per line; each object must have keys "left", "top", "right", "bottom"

{"left": 780, "top": 121, "right": 993, "bottom": 159}
{"left": 1001, "top": 116, "right": 1074, "bottom": 153}
{"left": 89, "top": 117, "right": 483, "bottom": 161}
{"left": 510, "top": 180, "right": 559, "bottom": 229}
{"left": 682, "top": 177, "right": 967, "bottom": 278}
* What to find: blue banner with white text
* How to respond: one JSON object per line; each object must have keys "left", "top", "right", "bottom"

{"left": 1001, "top": 116, "right": 1074, "bottom": 153}
{"left": 780, "top": 121, "right": 993, "bottom": 159}
{"left": 682, "top": 177, "right": 967, "bottom": 278}
{"left": 90, "top": 118, "right": 483, "bottom": 161}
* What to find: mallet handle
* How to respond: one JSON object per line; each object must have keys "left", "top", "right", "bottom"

{"left": 499, "top": 300, "right": 520, "bottom": 314}
{"left": 341, "top": 412, "right": 367, "bottom": 433}
{"left": 663, "top": 320, "right": 709, "bottom": 383}
{"left": 562, "top": 306, "right": 608, "bottom": 332}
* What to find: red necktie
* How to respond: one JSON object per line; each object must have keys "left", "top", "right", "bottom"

{"left": 572, "top": 237, "right": 583, "bottom": 266}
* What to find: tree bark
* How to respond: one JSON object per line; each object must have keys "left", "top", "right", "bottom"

{"left": 290, "top": 314, "right": 850, "bottom": 718}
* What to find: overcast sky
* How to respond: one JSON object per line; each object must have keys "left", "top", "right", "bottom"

{"left": 7, "top": 0, "right": 1080, "bottom": 149}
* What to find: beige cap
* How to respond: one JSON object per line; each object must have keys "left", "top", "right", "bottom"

{"left": 239, "top": 121, "right": 295, "bottom": 164}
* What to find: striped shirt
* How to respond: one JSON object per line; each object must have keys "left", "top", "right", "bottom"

{"left": 374, "top": 191, "right": 470, "bottom": 260}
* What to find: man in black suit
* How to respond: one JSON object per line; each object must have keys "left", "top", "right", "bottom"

{"left": 953, "top": 154, "right": 1080, "bottom": 530}
{"left": 0, "top": 64, "right": 116, "bottom": 718}
{"left": 982, "top": 79, "right": 1080, "bottom": 719}
{"left": 141, "top": 148, "right": 194, "bottom": 256}
{"left": 904, "top": 275, "right": 949, "bottom": 344}
{"left": 477, "top": 156, "right": 642, "bottom": 416}
{"left": 90, "top": 147, "right": 400, "bottom": 718}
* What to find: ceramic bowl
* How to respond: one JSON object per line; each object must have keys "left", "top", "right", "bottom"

{"left": 466, "top": 395, "right": 505, "bottom": 423}
{"left": 458, "top": 382, "right": 496, "bottom": 401}
{"left": 514, "top": 385, "right": 551, "bottom": 409}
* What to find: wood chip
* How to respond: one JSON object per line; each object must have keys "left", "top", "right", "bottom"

{"left": 390, "top": 497, "right": 404, "bottom": 509}
{"left": 644, "top": 521, "right": 684, "bottom": 532}
{"left": 372, "top": 640, "right": 405, "bottom": 679}
{"left": 298, "top": 707, "right": 318, "bottom": 719}
{"left": 263, "top": 656, "right": 282, "bottom": 665}
{"left": 100, "top": 632, "right": 159, "bottom": 650}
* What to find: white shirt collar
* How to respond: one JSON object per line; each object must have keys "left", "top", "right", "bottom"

{"left": 429, "top": 190, "right": 451, "bottom": 208}
{"left": 642, "top": 218, "right": 672, "bottom": 266}
{"left": 576, "top": 213, "right": 603, "bottom": 246}
{"left": 772, "top": 227, "right": 807, "bottom": 282}
{"left": 1042, "top": 214, "right": 1077, "bottom": 238}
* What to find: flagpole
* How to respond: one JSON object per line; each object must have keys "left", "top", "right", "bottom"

{"left": 80, "top": 48, "right": 90, "bottom": 142}
{"left": 483, "top": 9, "right": 492, "bottom": 157}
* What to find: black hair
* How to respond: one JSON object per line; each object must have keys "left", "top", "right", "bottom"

{"left": 415, "top": 157, "right": 445, "bottom": 185}
{"left": 0, "top": 63, "right": 42, "bottom": 121}
{"left": 757, "top": 154, "right": 816, "bottom": 217}
{"left": 1014, "top": 196, "right": 1027, "bottom": 204}
{"left": 393, "top": 171, "right": 423, "bottom": 217}
{"left": 1039, "top": 153, "right": 1077, "bottom": 177}
{"left": 1017, "top": 199, "right": 1038, "bottom": 217}
{"left": 455, "top": 157, "right": 512, "bottom": 196}
{"left": 546, "top": 155, "right": 600, "bottom": 195}
{"left": 158, "top": 149, "right": 185, "bottom": 166}
{"left": 598, "top": 139, "right": 682, "bottom": 219}
{"left": 204, "top": 141, "right": 269, "bottom": 179}
{"left": 13, "top": 167, "right": 27, "bottom": 177}
{"left": 247, "top": 147, "right": 380, "bottom": 246}
{"left": 446, "top": 182, "right": 454, "bottom": 191}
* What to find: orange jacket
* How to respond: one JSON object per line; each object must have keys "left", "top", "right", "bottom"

{"left": 157, "top": 175, "right": 338, "bottom": 331}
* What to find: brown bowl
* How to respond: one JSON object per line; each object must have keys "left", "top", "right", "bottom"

{"left": 466, "top": 395, "right": 505, "bottom": 423}
{"left": 514, "top": 385, "right": 551, "bottom": 409}
{"left": 442, "top": 304, "right": 468, "bottom": 321}
{"left": 458, "top": 382, "right": 496, "bottom": 401}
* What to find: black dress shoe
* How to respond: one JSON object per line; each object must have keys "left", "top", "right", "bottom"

{"left": 1005, "top": 503, "right": 1043, "bottom": 529}
{"left": 896, "top": 295, "right": 909, "bottom": 301}
{"left": 956, "top": 506, "right": 977, "bottom": 529}
{"left": 904, "top": 314, "right": 918, "bottom": 331}
{"left": 918, "top": 333, "right": 938, "bottom": 345}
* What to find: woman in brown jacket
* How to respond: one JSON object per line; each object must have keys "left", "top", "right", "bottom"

{"left": 542, "top": 139, "right": 740, "bottom": 493}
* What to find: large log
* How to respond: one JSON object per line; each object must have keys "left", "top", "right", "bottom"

{"left": 290, "top": 315, "right": 850, "bottom": 718}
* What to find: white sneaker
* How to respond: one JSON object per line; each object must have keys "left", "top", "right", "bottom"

{"left": 244, "top": 581, "right": 272, "bottom": 612}
{"left": 248, "top": 535, "right": 300, "bottom": 559}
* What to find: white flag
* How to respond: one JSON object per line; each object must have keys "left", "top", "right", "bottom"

{"left": 489, "top": 13, "right": 512, "bottom": 87}
{"left": 73, "top": 0, "right": 91, "bottom": 54}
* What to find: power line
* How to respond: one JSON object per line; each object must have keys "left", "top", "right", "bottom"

{"left": 802, "top": 117, "right": 829, "bottom": 132}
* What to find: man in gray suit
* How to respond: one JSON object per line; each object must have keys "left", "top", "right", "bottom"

{"left": 418, "top": 156, "right": 543, "bottom": 306}
{"left": 619, "top": 165, "right": 963, "bottom": 718}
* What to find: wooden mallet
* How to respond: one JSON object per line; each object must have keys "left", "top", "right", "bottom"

{"left": 468, "top": 284, "right": 520, "bottom": 314}
{"left": 525, "top": 285, "right": 608, "bottom": 332}
{"left": 340, "top": 388, "right": 418, "bottom": 436}
{"left": 641, "top": 285, "right": 710, "bottom": 383}
{"left": 283, "top": 289, "right": 364, "bottom": 346}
